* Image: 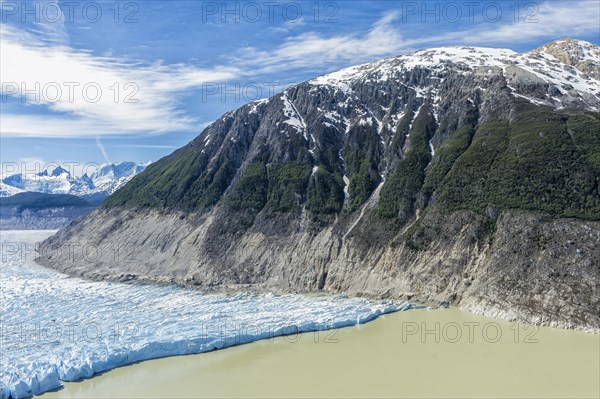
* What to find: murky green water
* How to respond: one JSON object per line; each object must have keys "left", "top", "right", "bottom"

{"left": 44, "top": 308, "right": 600, "bottom": 398}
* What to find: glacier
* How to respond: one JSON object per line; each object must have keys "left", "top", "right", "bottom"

{"left": 0, "top": 230, "right": 415, "bottom": 399}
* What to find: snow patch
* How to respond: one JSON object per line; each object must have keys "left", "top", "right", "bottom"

{"left": 343, "top": 175, "right": 350, "bottom": 199}
{"left": 281, "top": 92, "right": 308, "bottom": 141}
{"left": 308, "top": 44, "right": 599, "bottom": 111}
{"left": 249, "top": 98, "right": 269, "bottom": 114}
{"left": 408, "top": 104, "right": 424, "bottom": 133}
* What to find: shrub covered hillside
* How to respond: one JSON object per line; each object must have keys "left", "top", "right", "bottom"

{"left": 103, "top": 40, "right": 600, "bottom": 230}
{"left": 104, "top": 104, "right": 600, "bottom": 226}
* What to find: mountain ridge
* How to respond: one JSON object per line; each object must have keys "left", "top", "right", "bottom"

{"left": 38, "top": 39, "right": 600, "bottom": 331}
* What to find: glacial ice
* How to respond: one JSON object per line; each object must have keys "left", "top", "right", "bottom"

{"left": 0, "top": 231, "right": 414, "bottom": 398}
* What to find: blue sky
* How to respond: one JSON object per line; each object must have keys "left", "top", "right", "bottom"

{"left": 1, "top": 0, "right": 599, "bottom": 174}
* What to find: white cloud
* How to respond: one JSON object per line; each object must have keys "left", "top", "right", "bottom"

{"left": 0, "top": 24, "right": 241, "bottom": 137}
{"left": 236, "top": 11, "right": 406, "bottom": 72}
{"left": 236, "top": 1, "right": 599, "bottom": 74}
{"left": 27, "top": 0, "right": 70, "bottom": 46}
{"left": 417, "top": 0, "right": 600, "bottom": 47}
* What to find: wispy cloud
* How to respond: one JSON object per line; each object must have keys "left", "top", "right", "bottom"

{"left": 237, "top": 1, "right": 599, "bottom": 74}
{"left": 27, "top": 0, "right": 70, "bottom": 46}
{"left": 236, "top": 12, "right": 406, "bottom": 73}
{"left": 95, "top": 137, "right": 111, "bottom": 163}
{"left": 0, "top": 24, "right": 241, "bottom": 137}
{"left": 418, "top": 0, "right": 600, "bottom": 46}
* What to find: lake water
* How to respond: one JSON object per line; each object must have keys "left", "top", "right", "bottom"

{"left": 45, "top": 307, "right": 600, "bottom": 398}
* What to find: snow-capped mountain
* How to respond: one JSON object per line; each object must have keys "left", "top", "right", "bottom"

{"left": 90, "top": 38, "right": 599, "bottom": 221}
{"left": 309, "top": 38, "right": 599, "bottom": 112}
{"left": 0, "top": 162, "right": 148, "bottom": 203}
{"left": 79, "top": 162, "right": 149, "bottom": 203}
{"left": 40, "top": 38, "right": 600, "bottom": 337}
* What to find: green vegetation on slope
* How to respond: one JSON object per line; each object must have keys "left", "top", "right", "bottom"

{"left": 228, "top": 161, "right": 345, "bottom": 216}
{"left": 229, "top": 162, "right": 344, "bottom": 217}
{"left": 227, "top": 163, "right": 269, "bottom": 213}
{"left": 421, "top": 106, "right": 478, "bottom": 204}
{"left": 266, "top": 163, "right": 312, "bottom": 212}
{"left": 438, "top": 107, "right": 600, "bottom": 220}
{"left": 345, "top": 124, "right": 381, "bottom": 212}
{"left": 379, "top": 107, "right": 437, "bottom": 222}
{"left": 307, "top": 167, "right": 345, "bottom": 214}
{"left": 380, "top": 106, "right": 600, "bottom": 223}
{"left": 568, "top": 113, "right": 600, "bottom": 173}
{"left": 102, "top": 144, "right": 213, "bottom": 209}
{"left": 390, "top": 108, "right": 414, "bottom": 152}
{"left": 103, "top": 103, "right": 600, "bottom": 224}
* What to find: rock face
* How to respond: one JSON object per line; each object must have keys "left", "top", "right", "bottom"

{"left": 530, "top": 38, "right": 600, "bottom": 80}
{"left": 37, "top": 39, "right": 600, "bottom": 332}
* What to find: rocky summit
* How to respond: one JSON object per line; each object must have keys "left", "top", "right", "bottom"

{"left": 37, "top": 39, "right": 600, "bottom": 332}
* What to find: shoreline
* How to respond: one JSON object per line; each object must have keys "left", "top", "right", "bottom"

{"left": 30, "top": 259, "right": 600, "bottom": 334}
{"left": 462, "top": 302, "right": 600, "bottom": 334}
{"left": 42, "top": 307, "right": 600, "bottom": 399}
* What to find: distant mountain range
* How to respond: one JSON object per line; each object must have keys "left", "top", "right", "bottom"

{"left": 0, "top": 162, "right": 148, "bottom": 204}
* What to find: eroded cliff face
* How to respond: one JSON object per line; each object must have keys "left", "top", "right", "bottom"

{"left": 37, "top": 41, "right": 600, "bottom": 331}
{"left": 38, "top": 204, "right": 600, "bottom": 331}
